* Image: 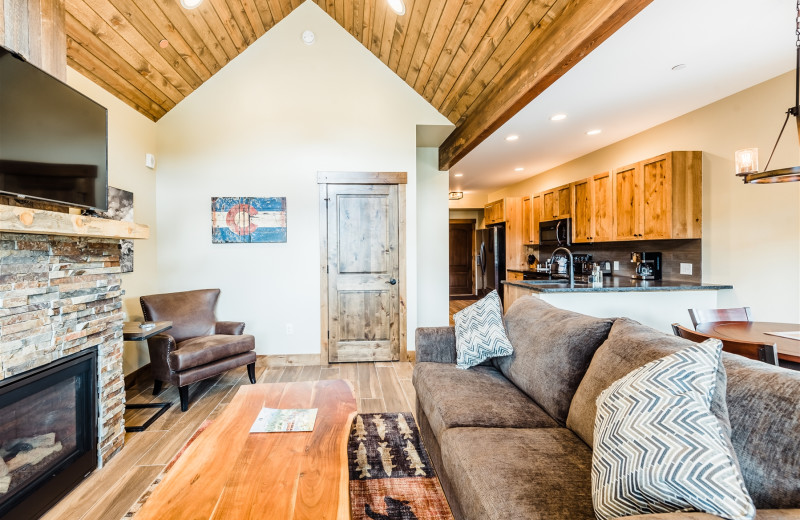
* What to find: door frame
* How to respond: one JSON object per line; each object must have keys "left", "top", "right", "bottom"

{"left": 448, "top": 219, "right": 476, "bottom": 297}
{"left": 318, "top": 171, "right": 408, "bottom": 365}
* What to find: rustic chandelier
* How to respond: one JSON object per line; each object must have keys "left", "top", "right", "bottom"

{"left": 735, "top": 0, "right": 800, "bottom": 184}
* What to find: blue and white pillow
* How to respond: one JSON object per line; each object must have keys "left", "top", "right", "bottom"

{"left": 592, "top": 339, "right": 755, "bottom": 520}
{"left": 453, "top": 290, "right": 513, "bottom": 369}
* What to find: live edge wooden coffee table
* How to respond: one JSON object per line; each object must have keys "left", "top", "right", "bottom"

{"left": 135, "top": 379, "right": 357, "bottom": 520}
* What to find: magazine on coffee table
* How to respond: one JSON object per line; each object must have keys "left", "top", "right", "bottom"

{"left": 765, "top": 331, "right": 800, "bottom": 341}
{"left": 250, "top": 408, "right": 318, "bottom": 433}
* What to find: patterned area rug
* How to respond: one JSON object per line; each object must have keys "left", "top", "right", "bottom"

{"left": 348, "top": 412, "right": 453, "bottom": 520}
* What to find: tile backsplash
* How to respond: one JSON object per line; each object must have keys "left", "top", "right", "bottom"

{"left": 532, "top": 239, "right": 702, "bottom": 283}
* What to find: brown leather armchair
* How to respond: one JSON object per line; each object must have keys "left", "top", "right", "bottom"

{"left": 140, "top": 289, "right": 257, "bottom": 411}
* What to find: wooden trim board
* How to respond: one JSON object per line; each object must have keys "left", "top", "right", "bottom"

{"left": 0, "top": 204, "right": 149, "bottom": 239}
{"left": 317, "top": 171, "right": 408, "bottom": 185}
{"left": 267, "top": 354, "right": 323, "bottom": 368}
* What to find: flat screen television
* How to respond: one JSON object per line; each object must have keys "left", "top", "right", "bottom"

{"left": 0, "top": 46, "right": 108, "bottom": 211}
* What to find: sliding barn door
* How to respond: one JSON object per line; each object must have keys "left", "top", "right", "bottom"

{"left": 326, "top": 184, "right": 400, "bottom": 362}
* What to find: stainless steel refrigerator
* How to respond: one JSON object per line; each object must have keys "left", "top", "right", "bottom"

{"left": 477, "top": 223, "right": 506, "bottom": 302}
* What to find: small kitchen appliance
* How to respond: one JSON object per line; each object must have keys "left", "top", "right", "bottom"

{"left": 630, "top": 252, "right": 662, "bottom": 280}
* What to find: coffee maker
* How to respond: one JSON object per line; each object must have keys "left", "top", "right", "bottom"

{"left": 630, "top": 252, "right": 662, "bottom": 280}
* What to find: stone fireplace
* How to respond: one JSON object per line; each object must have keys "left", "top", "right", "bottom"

{"left": 0, "top": 232, "right": 126, "bottom": 468}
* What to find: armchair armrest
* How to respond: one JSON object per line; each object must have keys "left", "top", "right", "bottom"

{"left": 215, "top": 321, "right": 245, "bottom": 335}
{"left": 415, "top": 327, "right": 456, "bottom": 363}
{"left": 146, "top": 333, "right": 177, "bottom": 381}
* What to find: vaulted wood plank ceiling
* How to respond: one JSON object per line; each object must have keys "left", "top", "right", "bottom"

{"left": 64, "top": 0, "right": 650, "bottom": 168}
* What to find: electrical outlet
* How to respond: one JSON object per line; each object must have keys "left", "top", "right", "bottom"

{"left": 286, "top": 323, "right": 294, "bottom": 335}
{"left": 613, "top": 261, "right": 620, "bottom": 271}
{"left": 680, "top": 263, "right": 693, "bottom": 275}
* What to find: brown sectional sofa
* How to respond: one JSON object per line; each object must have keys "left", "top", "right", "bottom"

{"left": 413, "top": 297, "right": 800, "bottom": 520}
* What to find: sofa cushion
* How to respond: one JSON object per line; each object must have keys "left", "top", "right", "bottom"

{"left": 592, "top": 339, "right": 754, "bottom": 520}
{"left": 440, "top": 427, "right": 595, "bottom": 520}
{"left": 453, "top": 291, "right": 513, "bottom": 369}
{"left": 495, "top": 297, "right": 614, "bottom": 425}
{"left": 722, "top": 353, "right": 800, "bottom": 509}
{"left": 171, "top": 334, "right": 255, "bottom": 371}
{"left": 412, "top": 362, "right": 558, "bottom": 440}
{"left": 567, "top": 318, "right": 731, "bottom": 449}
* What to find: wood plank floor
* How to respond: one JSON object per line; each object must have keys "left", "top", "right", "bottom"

{"left": 449, "top": 299, "right": 474, "bottom": 326}
{"left": 42, "top": 359, "right": 416, "bottom": 520}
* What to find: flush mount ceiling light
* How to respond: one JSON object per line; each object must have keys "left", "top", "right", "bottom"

{"left": 505, "top": 134, "right": 519, "bottom": 141}
{"left": 387, "top": 0, "right": 406, "bottom": 15}
{"left": 158, "top": 39, "right": 169, "bottom": 48}
{"left": 301, "top": 30, "right": 315, "bottom": 45}
{"left": 453, "top": 173, "right": 463, "bottom": 177}
{"left": 586, "top": 129, "right": 602, "bottom": 136}
{"left": 514, "top": 167, "right": 524, "bottom": 172}
{"left": 449, "top": 191, "right": 463, "bottom": 200}
{"left": 179, "top": 0, "right": 203, "bottom": 9}
{"left": 735, "top": 0, "right": 800, "bottom": 184}
{"left": 550, "top": 114, "right": 567, "bottom": 121}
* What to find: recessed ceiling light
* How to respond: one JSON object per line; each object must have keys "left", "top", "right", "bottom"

{"left": 672, "top": 63, "right": 687, "bottom": 71}
{"left": 301, "top": 30, "right": 315, "bottom": 45}
{"left": 505, "top": 134, "right": 519, "bottom": 141}
{"left": 514, "top": 167, "right": 524, "bottom": 172}
{"left": 550, "top": 114, "right": 567, "bottom": 121}
{"left": 387, "top": 0, "right": 406, "bottom": 15}
{"left": 586, "top": 129, "right": 602, "bottom": 136}
{"left": 180, "top": 0, "right": 202, "bottom": 9}
{"left": 158, "top": 39, "right": 169, "bottom": 48}
{"left": 453, "top": 173, "right": 463, "bottom": 177}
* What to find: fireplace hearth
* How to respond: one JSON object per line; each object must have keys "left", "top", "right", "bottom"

{"left": 0, "top": 348, "right": 97, "bottom": 520}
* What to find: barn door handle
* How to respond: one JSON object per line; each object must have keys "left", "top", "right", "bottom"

{"left": 386, "top": 279, "right": 397, "bottom": 285}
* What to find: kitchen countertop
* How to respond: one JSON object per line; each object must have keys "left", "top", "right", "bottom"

{"left": 502, "top": 278, "right": 733, "bottom": 293}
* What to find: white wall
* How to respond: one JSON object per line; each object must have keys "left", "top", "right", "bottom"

{"left": 66, "top": 69, "right": 159, "bottom": 374}
{"left": 155, "top": 2, "right": 449, "bottom": 356}
{"left": 491, "top": 71, "right": 800, "bottom": 323}
{"left": 417, "top": 148, "right": 449, "bottom": 327}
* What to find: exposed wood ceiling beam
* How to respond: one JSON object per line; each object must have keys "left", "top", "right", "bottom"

{"left": 438, "top": 0, "right": 653, "bottom": 171}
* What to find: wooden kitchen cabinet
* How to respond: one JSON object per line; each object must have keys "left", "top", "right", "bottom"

{"left": 522, "top": 195, "right": 542, "bottom": 244}
{"left": 503, "top": 198, "right": 524, "bottom": 270}
{"left": 484, "top": 199, "right": 506, "bottom": 225}
{"left": 541, "top": 184, "right": 571, "bottom": 221}
{"left": 612, "top": 151, "right": 702, "bottom": 241}
{"left": 572, "top": 172, "right": 613, "bottom": 243}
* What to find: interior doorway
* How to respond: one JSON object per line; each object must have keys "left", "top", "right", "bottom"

{"left": 449, "top": 219, "right": 476, "bottom": 298}
{"left": 318, "top": 172, "right": 407, "bottom": 363}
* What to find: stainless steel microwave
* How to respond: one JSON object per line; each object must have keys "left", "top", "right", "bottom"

{"left": 539, "top": 218, "right": 571, "bottom": 246}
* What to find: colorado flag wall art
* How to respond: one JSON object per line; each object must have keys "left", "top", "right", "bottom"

{"left": 211, "top": 197, "right": 287, "bottom": 243}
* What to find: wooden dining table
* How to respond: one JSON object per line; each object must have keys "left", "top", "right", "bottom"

{"left": 696, "top": 321, "right": 800, "bottom": 363}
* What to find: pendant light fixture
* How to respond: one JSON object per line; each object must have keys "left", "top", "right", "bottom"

{"left": 735, "top": 0, "right": 800, "bottom": 184}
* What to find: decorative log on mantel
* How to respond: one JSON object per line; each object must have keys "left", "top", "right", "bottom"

{"left": 0, "top": 204, "right": 149, "bottom": 240}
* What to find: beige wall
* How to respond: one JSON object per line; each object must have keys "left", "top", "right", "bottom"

{"left": 154, "top": 3, "right": 450, "bottom": 357}
{"left": 491, "top": 71, "right": 800, "bottom": 322}
{"left": 66, "top": 69, "right": 159, "bottom": 374}
{"left": 417, "top": 148, "right": 450, "bottom": 327}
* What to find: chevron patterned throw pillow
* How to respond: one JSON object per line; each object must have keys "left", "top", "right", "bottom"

{"left": 453, "top": 290, "right": 513, "bottom": 369}
{"left": 592, "top": 339, "right": 755, "bottom": 520}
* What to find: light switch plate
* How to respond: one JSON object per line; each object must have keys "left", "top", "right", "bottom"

{"left": 145, "top": 153, "right": 156, "bottom": 169}
{"left": 613, "top": 261, "right": 620, "bottom": 271}
{"left": 680, "top": 263, "right": 693, "bottom": 275}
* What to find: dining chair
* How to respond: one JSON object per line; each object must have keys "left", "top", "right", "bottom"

{"left": 671, "top": 323, "right": 779, "bottom": 366}
{"left": 687, "top": 306, "right": 753, "bottom": 329}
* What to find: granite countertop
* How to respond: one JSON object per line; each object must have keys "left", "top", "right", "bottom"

{"left": 502, "top": 277, "right": 733, "bottom": 293}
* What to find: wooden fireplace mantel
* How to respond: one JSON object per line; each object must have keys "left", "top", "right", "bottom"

{"left": 0, "top": 205, "right": 149, "bottom": 240}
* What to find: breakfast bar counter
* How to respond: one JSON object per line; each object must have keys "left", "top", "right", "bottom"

{"left": 503, "top": 278, "right": 733, "bottom": 334}
{"left": 503, "top": 278, "right": 732, "bottom": 293}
